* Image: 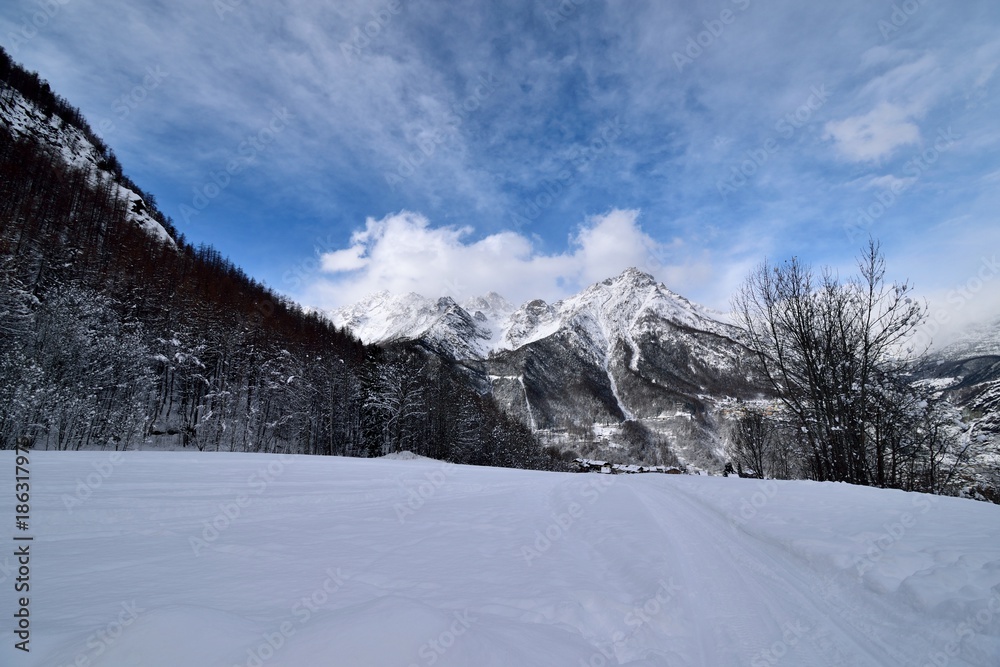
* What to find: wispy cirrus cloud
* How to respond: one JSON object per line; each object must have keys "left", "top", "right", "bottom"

{"left": 824, "top": 102, "right": 921, "bottom": 162}
{"left": 2, "top": 0, "right": 999, "bottom": 329}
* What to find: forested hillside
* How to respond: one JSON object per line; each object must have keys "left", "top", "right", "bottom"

{"left": 0, "top": 46, "right": 543, "bottom": 468}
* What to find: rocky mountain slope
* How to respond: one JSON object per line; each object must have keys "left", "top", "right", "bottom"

{"left": 328, "top": 268, "right": 772, "bottom": 470}
{"left": 918, "top": 316, "right": 1000, "bottom": 446}
{"left": 0, "top": 78, "right": 175, "bottom": 247}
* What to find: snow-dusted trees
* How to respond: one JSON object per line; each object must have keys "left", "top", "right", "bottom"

{"left": 0, "top": 57, "right": 545, "bottom": 467}
{"left": 363, "top": 352, "right": 427, "bottom": 456}
{"left": 0, "top": 259, "right": 43, "bottom": 449}
{"left": 733, "top": 241, "right": 967, "bottom": 490}
{"left": 0, "top": 101, "right": 366, "bottom": 455}
{"left": 357, "top": 346, "right": 545, "bottom": 468}
{"left": 871, "top": 383, "right": 978, "bottom": 495}
{"left": 23, "top": 286, "right": 152, "bottom": 450}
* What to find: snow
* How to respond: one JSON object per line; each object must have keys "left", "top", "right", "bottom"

{"left": 380, "top": 450, "right": 431, "bottom": 460}
{"left": 461, "top": 292, "right": 517, "bottom": 351}
{"left": 3, "top": 451, "right": 999, "bottom": 666}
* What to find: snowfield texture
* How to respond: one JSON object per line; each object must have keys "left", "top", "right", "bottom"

{"left": 2, "top": 452, "right": 998, "bottom": 666}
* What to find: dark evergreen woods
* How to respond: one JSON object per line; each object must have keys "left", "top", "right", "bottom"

{"left": 0, "top": 47, "right": 545, "bottom": 469}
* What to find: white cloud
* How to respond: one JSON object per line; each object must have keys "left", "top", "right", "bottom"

{"left": 301, "top": 209, "right": 698, "bottom": 309}
{"left": 321, "top": 246, "right": 369, "bottom": 272}
{"left": 823, "top": 102, "right": 920, "bottom": 162}
{"left": 863, "top": 174, "right": 916, "bottom": 192}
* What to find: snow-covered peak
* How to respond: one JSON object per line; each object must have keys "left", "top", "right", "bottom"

{"left": 324, "top": 290, "right": 500, "bottom": 360}
{"left": 325, "top": 268, "right": 737, "bottom": 361}
{"left": 929, "top": 314, "right": 1000, "bottom": 359}
{"left": 462, "top": 292, "right": 514, "bottom": 320}
{"left": 501, "top": 299, "right": 561, "bottom": 351}
{"left": 601, "top": 266, "right": 658, "bottom": 289}
{"left": 496, "top": 267, "right": 736, "bottom": 352}
{"left": 324, "top": 291, "right": 447, "bottom": 344}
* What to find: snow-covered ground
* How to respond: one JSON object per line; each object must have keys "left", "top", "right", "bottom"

{"left": 1, "top": 451, "right": 998, "bottom": 666}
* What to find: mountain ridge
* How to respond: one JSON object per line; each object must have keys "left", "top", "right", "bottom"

{"left": 324, "top": 267, "right": 738, "bottom": 360}
{"left": 325, "top": 268, "right": 768, "bottom": 470}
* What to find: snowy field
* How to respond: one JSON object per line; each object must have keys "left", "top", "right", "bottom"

{"left": 1, "top": 451, "right": 999, "bottom": 666}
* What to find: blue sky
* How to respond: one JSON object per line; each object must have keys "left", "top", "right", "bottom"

{"left": 2, "top": 0, "right": 999, "bottom": 336}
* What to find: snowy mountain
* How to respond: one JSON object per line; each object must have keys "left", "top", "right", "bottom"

{"left": 327, "top": 268, "right": 735, "bottom": 361}
{"left": 930, "top": 315, "right": 1000, "bottom": 360}
{"left": 328, "top": 268, "right": 770, "bottom": 469}
{"left": 918, "top": 315, "right": 1000, "bottom": 447}
{"left": 0, "top": 82, "right": 175, "bottom": 246}
{"left": 325, "top": 290, "right": 511, "bottom": 360}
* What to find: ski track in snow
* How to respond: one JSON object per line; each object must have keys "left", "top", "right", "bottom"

{"left": 2, "top": 451, "right": 998, "bottom": 667}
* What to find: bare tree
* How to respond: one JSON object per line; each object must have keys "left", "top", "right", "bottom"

{"left": 733, "top": 240, "right": 927, "bottom": 486}
{"left": 726, "top": 409, "right": 774, "bottom": 479}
